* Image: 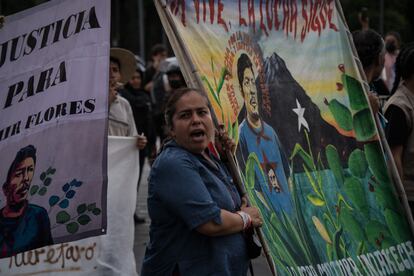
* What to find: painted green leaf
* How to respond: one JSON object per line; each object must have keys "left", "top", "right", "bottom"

{"left": 217, "top": 67, "right": 229, "bottom": 97}
{"left": 326, "top": 243, "right": 334, "bottom": 262}
{"left": 384, "top": 209, "right": 411, "bottom": 243}
{"left": 38, "top": 187, "right": 47, "bottom": 196}
{"left": 43, "top": 177, "right": 52, "bottom": 186}
{"left": 49, "top": 195, "right": 59, "bottom": 206}
{"left": 227, "top": 118, "right": 232, "bottom": 140}
{"left": 339, "top": 208, "right": 365, "bottom": 241}
{"left": 87, "top": 203, "right": 97, "bottom": 211}
{"left": 348, "top": 149, "right": 368, "bottom": 178}
{"left": 30, "top": 185, "right": 39, "bottom": 195}
{"left": 307, "top": 194, "right": 325, "bottom": 206}
{"left": 366, "top": 220, "right": 390, "bottom": 248}
{"left": 78, "top": 214, "right": 91, "bottom": 225}
{"left": 201, "top": 76, "right": 221, "bottom": 107}
{"left": 66, "top": 222, "right": 79, "bottom": 234}
{"left": 381, "top": 237, "right": 396, "bottom": 250}
{"left": 245, "top": 155, "right": 256, "bottom": 190}
{"left": 333, "top": 227, "right": 343, "bottom": 259}
{"left": 77, "top": 203, "right": 87, "bottom": 214}
{"left": 342, "top": 74, "right": 368, "bottom": 111}
{"left": 353, "top": 108, "right": 376, "bottom": 142}
{"left": 92, "top": 208, "right": 102, "bottom": 216}
{"left": 303, "top": 165, "right": 322, "bottom": 198}
{"left": 245, "top": 153, "right": 266, "bottom": 190}
{"left": 325, "top": 145, "right": 344, "bottom": 185}
{"left": 374, "top": 184, "right": 399, "bottom": 211}
{"left": 290, "top": 143, "right": 314, "bottom": 170}
{"left": 364, "top": 142, "right": 390, "bottom": 184}
{"left": 328, "top": 99, "right": 353, "bottom": 131}
{"left": 357, "top": 241, "right": 366, "bottom": 255}
{"left": 56, "top": 211, "right": 70, "bottom": 224}
{"left": 40, "top": 172, "right": 46, "bottom": 181}
{"left": 344, "top": 177, "right": 368, "bottom": 216}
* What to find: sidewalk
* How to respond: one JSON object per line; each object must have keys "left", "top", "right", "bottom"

{"left": 133, "top": 162, "right": 273, "bottom": 276}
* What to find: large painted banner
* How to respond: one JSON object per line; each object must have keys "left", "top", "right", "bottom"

{"left": 156, "top": 0, "right": 414, "bottom": 275}
{"left": 0, "top": 137, "right": 139, "bottom": 275}
{"left": 0, "top": 0, "right": 109, "bottom": 257}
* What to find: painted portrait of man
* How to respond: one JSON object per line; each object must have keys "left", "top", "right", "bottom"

{"left": 236, "top": 53, "right": 293, "bottom": 216}
{"left": 0, "top": 145, "right": 53, "bottom": 257}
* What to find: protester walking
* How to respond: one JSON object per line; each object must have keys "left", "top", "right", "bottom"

{"left": 352, "top": 29, "right": 384, "bottom": 113}
{"left": 384, "top": 43, "right": 414, "bottom": 209}
{"left": 140, "top": 88, "right": 262, "bottom": 276}
{"left": 120, "top": 68, "right": 155, "bottom": 223}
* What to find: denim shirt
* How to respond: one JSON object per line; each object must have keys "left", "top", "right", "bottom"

{"left": 141, "top": 140, "right": 249, "bottom": 276}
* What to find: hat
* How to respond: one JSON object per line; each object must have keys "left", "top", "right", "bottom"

{"left": 166, "top": 62, "right": 181, "bottom": 75}
{"left": 110, "top": 48, "right": 136, "bottom": 84}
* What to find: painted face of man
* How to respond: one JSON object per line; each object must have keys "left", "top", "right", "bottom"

{"left": 268, "top": 168, "right": 281, "bottom": 193}
{"left": 4, "top": 157, "right": 35, "bottom": 206}
{"left": 242, "top": 67, "right": 260, "bottom": 121}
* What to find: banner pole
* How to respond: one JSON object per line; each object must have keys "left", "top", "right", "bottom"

{"left": 154, "top": 1, "right": 277, "bottom": 275}
{"left": 335, "top": 0, "right": 414, "bottom": 235}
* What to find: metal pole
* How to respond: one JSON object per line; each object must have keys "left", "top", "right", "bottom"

{"left": 138, "top": 0, "right": 145, "bottom": 60}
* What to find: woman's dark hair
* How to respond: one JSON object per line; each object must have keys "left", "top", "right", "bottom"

{"left": 352, "top": 29, "right": 384, "bottom": 69}
{"left": 391, "top": 43, "right": 414, "bottom": 94}
{"left": 3, "top": 145, "right": 37, "bottom": 188}
{"left": 126, "top": 69, "right": 144, "bottom": 89}
{"left": 164, "top": 88, "right": 210, "bottom": 129}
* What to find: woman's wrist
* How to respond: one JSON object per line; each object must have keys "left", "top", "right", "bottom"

{"left": 236, "top": 211, "right": 252, "bottom": 230}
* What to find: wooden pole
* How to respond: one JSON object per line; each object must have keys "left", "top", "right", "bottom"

{"left": 153, "top": 1, "right": 277, "bottom": 275}
{"left": 335, "top": 0, "right": 414, "bottom": 235}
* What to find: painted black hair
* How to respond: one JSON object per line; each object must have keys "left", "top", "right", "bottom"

{"left": 237, "top": 53, "right": 254, "bottom": 96}
{"left": 4, "top": 145, "right": 37, "bottom": 189}
{"left": 391, "top": 43, "right": 414, "bottom": 94}
{"left": 352, "top": 29, "right": 384, "bottom": 69}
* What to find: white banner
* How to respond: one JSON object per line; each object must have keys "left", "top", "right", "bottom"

{"left": 0, "top": 0, "right": 110, "bottom": 256}
{"left": 0, "top": 137, "right": 139, "bottom": 275}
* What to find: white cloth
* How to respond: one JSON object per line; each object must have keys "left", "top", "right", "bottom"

{"left": 109, "top": 96, "right": 138, "bottom": 137}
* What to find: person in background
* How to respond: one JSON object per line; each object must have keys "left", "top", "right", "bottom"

{"left": 151, "top": 60, "right": 188, "bottom": 148}
{"left": 141, "top": 88, "right": 262, "bottom": 275}
{"left": 384, "top": 43, "right": 414, "bottom": 208}
{"left": 120, "top": 68, "right": 155, "bottom": 223}
{"left": 383, "top": 31, "right": 402, "bottom": 92}
{"left": 143, "top": 44, "right": 168, "bottom": 93}
{"left": 109, "top": 48, "right": 147, "bottom": 148}
{"left": 358, "top": 7, "right": 370, "bottom": 31}
{"left": 352, "top": 29, "right": 384, "bottom": 113}
{"left": 109, "top": 48, "right": 147, "bottom": 223}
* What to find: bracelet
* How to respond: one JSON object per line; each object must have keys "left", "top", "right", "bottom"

{"left": 237, "top": 211, "right": 252, "bottom": 230}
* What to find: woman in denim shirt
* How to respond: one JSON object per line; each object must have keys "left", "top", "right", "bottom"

{"left": 141, "top": 88, "right": 262, "bottom": 276}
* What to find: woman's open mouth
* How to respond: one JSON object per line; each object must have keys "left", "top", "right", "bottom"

{"left": 190, "top": 129, "right": 206, "bottom": 142}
